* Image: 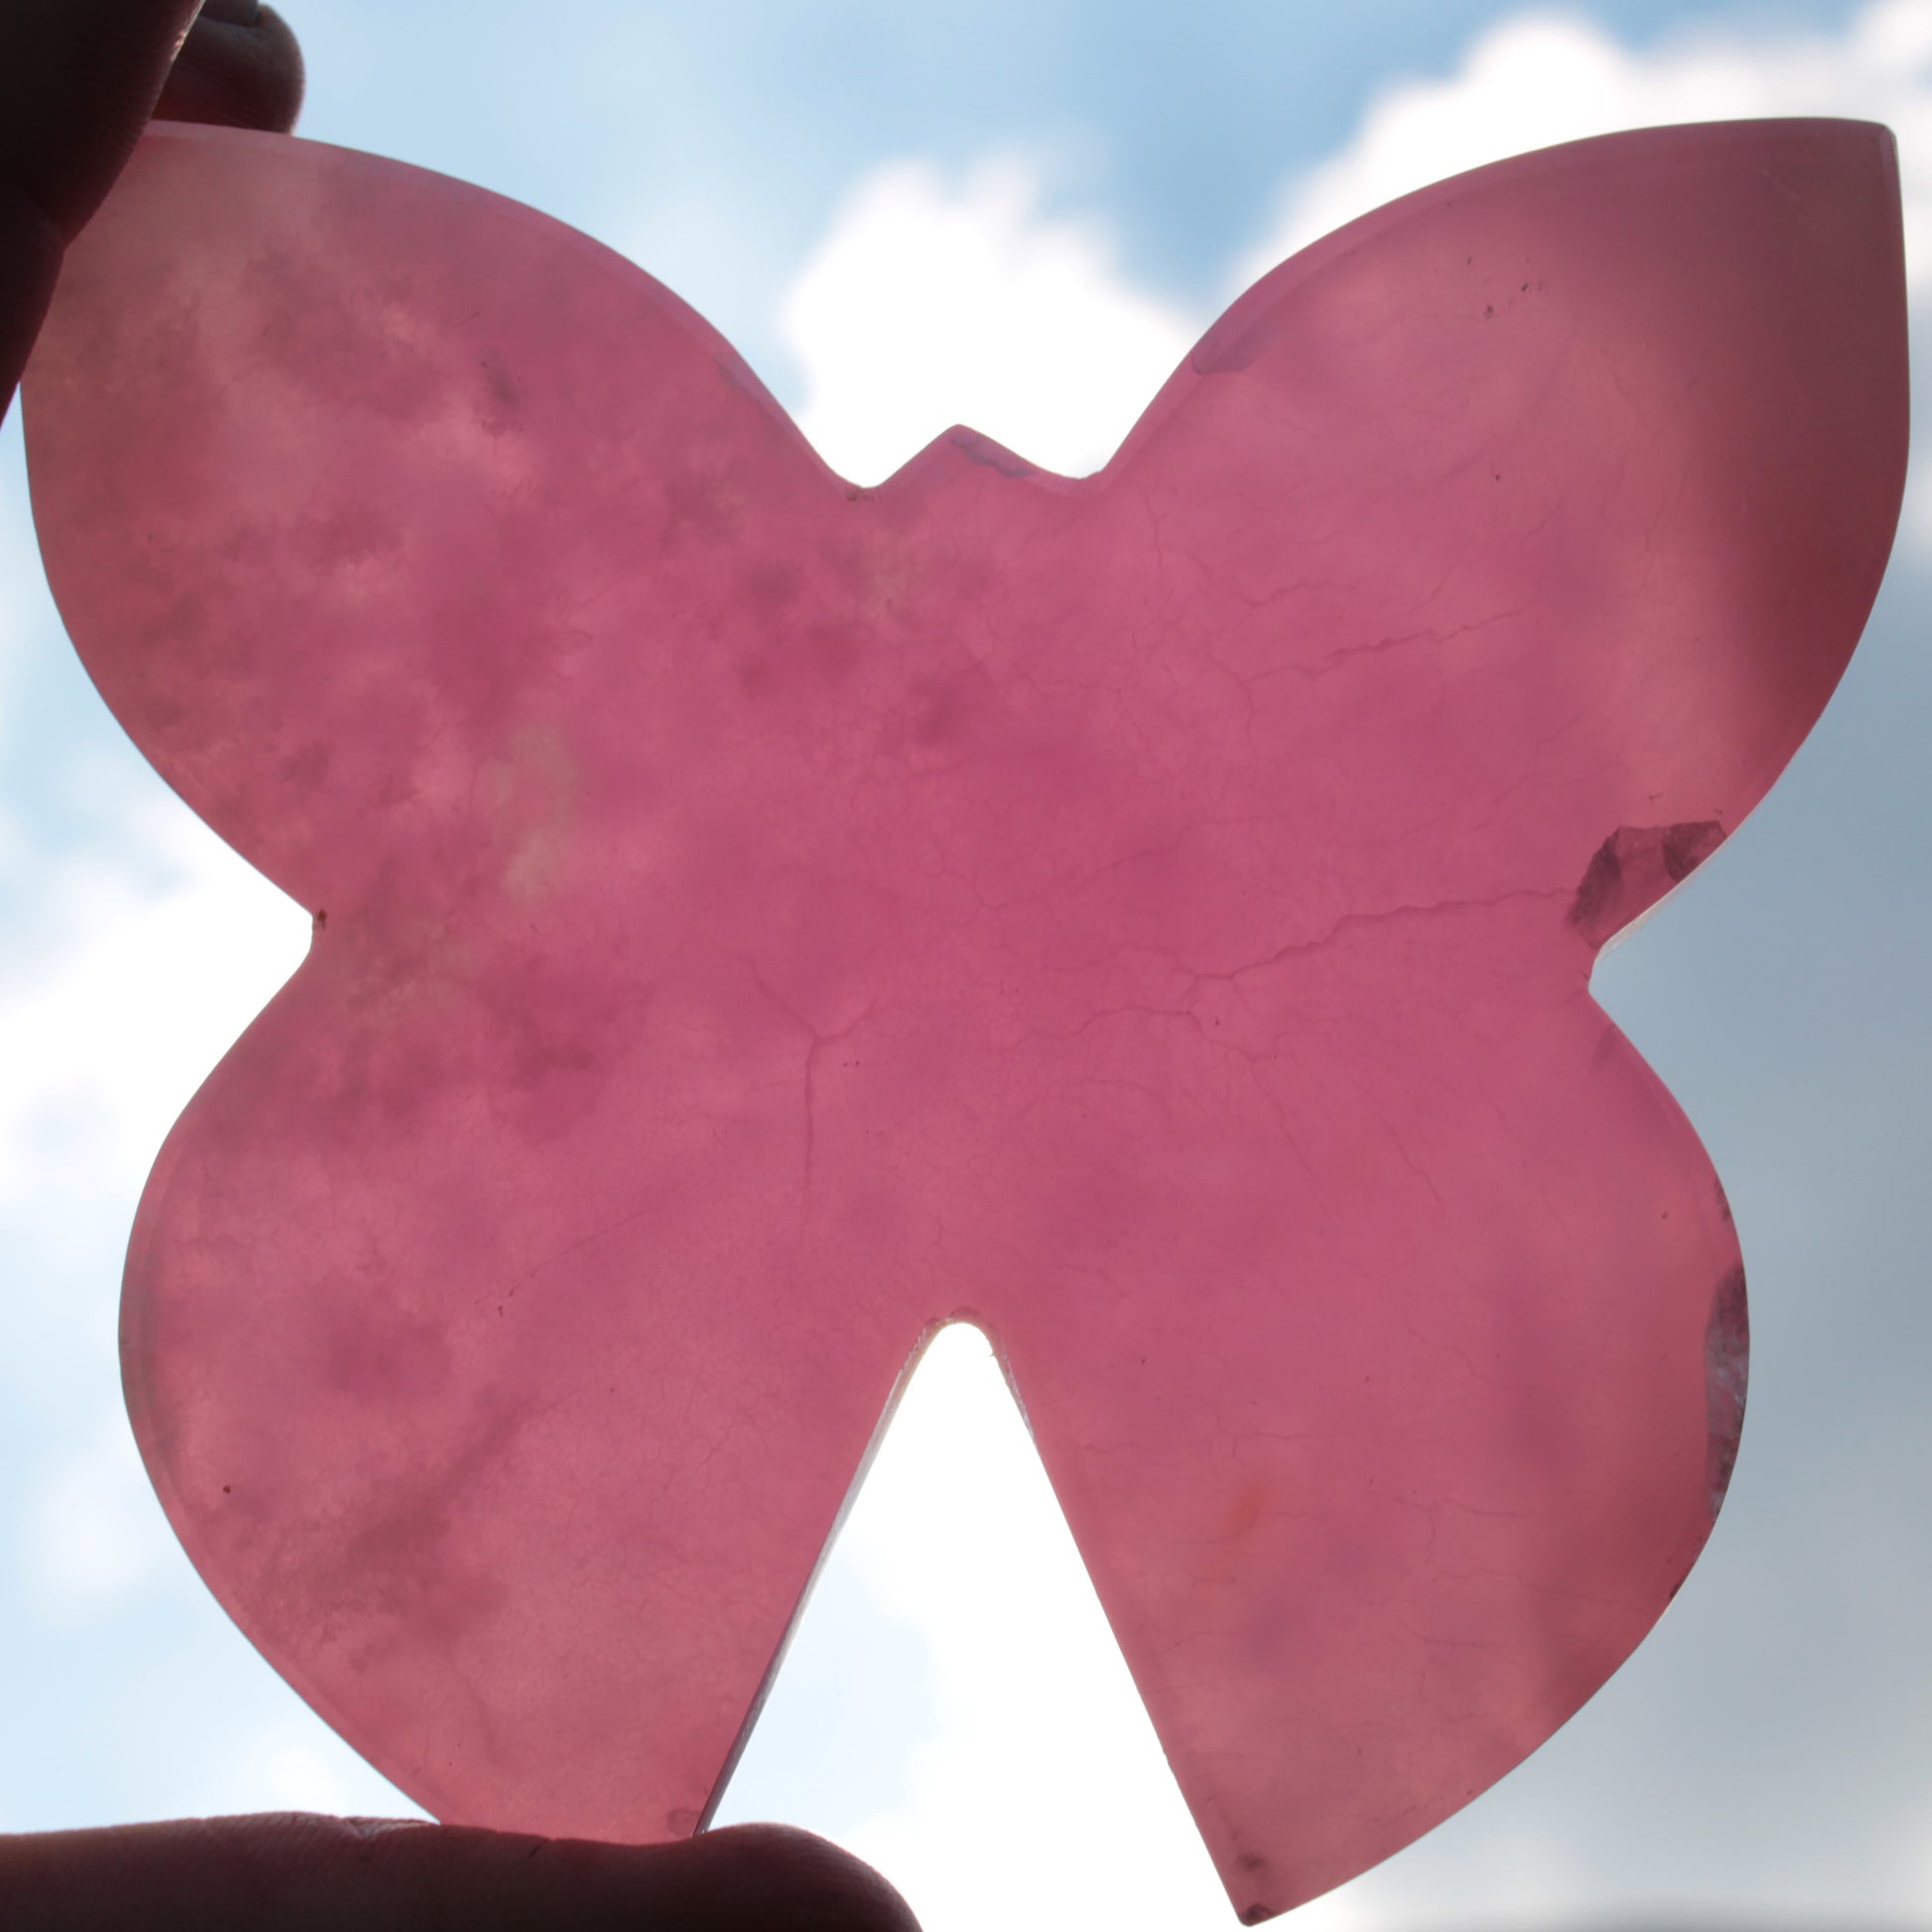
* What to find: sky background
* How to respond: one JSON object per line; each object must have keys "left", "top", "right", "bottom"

{"left": 3, "top": 1, "right": 1931, "bottom": 1927}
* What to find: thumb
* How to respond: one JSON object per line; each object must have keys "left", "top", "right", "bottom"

{"left": 154, "top": 3, "right": 305, "bottom": 138}
{"left": 0, "top": 0, "right": 202, "bottom": 246}
{"left": 0, "top": 1814, "right": 924, "bottom": 1931}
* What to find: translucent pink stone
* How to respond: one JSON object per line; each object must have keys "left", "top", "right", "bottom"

{"left": 22, "top": 120, "right": 1905, "bottom": 1919}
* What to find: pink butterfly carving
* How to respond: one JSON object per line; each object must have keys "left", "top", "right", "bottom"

{"left": 23, "top": 117, "right": 1905, "bottom": 1921}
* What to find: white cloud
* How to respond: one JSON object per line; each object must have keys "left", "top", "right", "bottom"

{"left": 16, "top": 1413, "right": 177, "bottom": 1620}
{"left": 134, "top": 1693, "right": 431, "bottom": 1828}
{"left": 0, "top": 736, "right": 307, "bottom": 1514}
{"left": 0, "top": 799, "right": 308, "bottom": 1213}
{"left": 831, "top": 1326, "right": 1230, "bottom": 1931}
{"left": 780, "top": 151, "right": 1197, "bottom": 484}
{"left": 251, "top": 1732, "right": 413, "bottom": 1818}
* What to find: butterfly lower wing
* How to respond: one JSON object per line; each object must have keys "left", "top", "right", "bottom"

{"left": 123, "top": 935, "right": 921, "bottom": 1838}
{"left": 984, "top": 909, "right": 1742, "bottom": 1916}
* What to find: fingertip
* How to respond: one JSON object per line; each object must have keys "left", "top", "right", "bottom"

{"left": 0, "top": 1813, "right": 924, "bottom": 1932}
{"left": 669, "top": 1822, "right": 927, "bottom": 1930}
{"left": 154, "top": 4, "right": 304, "bottom": 134}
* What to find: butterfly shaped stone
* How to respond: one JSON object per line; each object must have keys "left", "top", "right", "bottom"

{"left": 22, "top": 117, "right": 1905, "bottom": 1922}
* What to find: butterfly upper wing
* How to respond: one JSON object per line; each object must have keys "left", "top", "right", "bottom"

{"left": 25, "top": 125, "right": 847, "bottom": 921}
{"left": 1096, "top": 118, "right": 1904, "bottom": 942}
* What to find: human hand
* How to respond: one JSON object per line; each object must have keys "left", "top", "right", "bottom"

{"left": 1, "top": 0, "right": 304, "bottom": 420}
{"left": 0, "top": 1813, "right": 924, "bottom": 1929}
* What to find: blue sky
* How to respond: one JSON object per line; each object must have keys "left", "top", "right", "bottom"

{"left": 4, "top": 2, "right": 1931, "bottom": 1927}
